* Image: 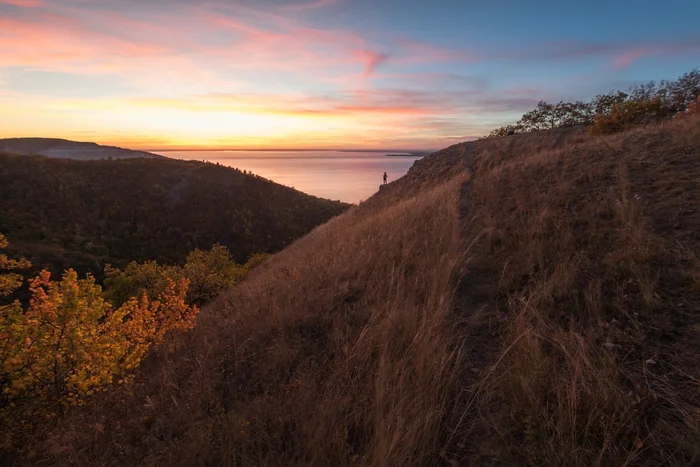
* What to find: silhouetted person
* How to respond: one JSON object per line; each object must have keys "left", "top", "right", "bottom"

{"left": 383, "top": 172, "right": 388, "bottom": 185}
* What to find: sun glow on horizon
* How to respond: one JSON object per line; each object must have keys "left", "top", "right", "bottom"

{"left": 1, "top": 0, "right": 699, "bottom": 149}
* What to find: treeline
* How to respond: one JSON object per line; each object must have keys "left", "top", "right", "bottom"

{"left": 0, "top": 154, "right": 349, "bottom": 280}
{"left": 490, "top": 68, "right": 700, "bottom": 137}
{"left": 0, "top": 233, "right": 265, "bottom": 450}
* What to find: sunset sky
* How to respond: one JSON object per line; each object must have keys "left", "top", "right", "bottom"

{"left": 1, "top": 0, "right": 699, "bottom": 150}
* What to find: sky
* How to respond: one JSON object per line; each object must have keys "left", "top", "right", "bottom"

{"left": 1, "top": 0, "right": 699, "bottom": 150}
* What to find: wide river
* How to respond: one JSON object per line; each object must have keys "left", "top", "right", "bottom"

{"left": 156, "top": 150, "right": 423, "bottom": 204}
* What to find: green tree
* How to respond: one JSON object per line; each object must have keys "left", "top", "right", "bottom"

{"left": 104, "top": 260, "right": 183, "bottom": 307}
{"left": 183, "top": 244, "right": 245, "bottom": 305}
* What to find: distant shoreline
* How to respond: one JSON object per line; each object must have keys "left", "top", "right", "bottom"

{"left": 151, "top": 148, "right": 434, "bottom": 154}
{"left": 385, "top": 153, "right": 426, "bottom": 157}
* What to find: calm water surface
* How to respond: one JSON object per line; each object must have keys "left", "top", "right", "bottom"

{"left": 157, "top": 151, "right": 423, "bottom": 204}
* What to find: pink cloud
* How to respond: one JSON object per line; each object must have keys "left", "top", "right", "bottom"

{"left": 355, "top": 50, "right": 390, "bottom": 78}
{"left": 610, "top": 41, "right": 700, "bottom": 69}
{"left": 612, "top": 49, "right": 650, "bottom": 70}
{"left": 0, "top": 14, "right": 169, "bottom": 66}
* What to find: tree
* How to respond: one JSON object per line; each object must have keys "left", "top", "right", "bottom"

{"left": 520, "top": 101, "right": 553, "bottom": 131}
{"left": 592, "top": 91, "right": 629, "bottom": 116}
{"left": 557, "top": 101, "right": 594, "bottom": 127}
{"left": 665, "top": 68, "right": 700, "bottom": 111}
{"left": 627, "top": 81, "right": 658, "bottom": 102}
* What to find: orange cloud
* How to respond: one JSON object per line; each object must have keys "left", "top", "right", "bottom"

{"left": 0, "top": 14, "right": 168, "bottom": 68}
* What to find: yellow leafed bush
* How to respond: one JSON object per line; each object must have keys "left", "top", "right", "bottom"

{"left": 1, "top": 232, "right": 200, "bottom": 451}
{"left": 2, "top": 270, "right": 198, "bottom": 407}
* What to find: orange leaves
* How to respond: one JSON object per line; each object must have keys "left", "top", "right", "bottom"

{"left": 0, "top": 233, "right": 30, "bottom": 299}
{"left": 1, "top": 270, "right": 199, "bottom": 408}
{"left": 590, "top": 98, "right": 665, "bottom": 134}
{"left": 688, "top": 96, "right": 700, "bottom": 116}
{"left": 1, "top": 232, "right": 202, "bottom": 448}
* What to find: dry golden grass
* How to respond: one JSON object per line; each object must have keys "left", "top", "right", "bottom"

{"left": 19, "top": 116, "right": 700, "bottom": 466}
{"left": 444, "top": 116, "right": 700, "bottom": 466}
{"left": 29, "top": 171, "right": 469, "bottom": 466}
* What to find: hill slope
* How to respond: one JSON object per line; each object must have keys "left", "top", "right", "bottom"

{"left": 0, "top": 154, "right": 348, "bottom": 275}
{"left": 27, "top": 117, "right": 700, "bottom": 466}
{"left": 0, "top": 138, "right": 163, "bottom": 160}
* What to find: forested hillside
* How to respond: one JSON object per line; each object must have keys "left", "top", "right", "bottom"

{"left": 0, "top": 153, "right": 349, "bottom": 277}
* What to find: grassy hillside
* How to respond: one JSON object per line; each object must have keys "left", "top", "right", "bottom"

{"left": 24, "top": 116, "right": 700, "bottom": 466}
{"left": 0, "top": 138, "right": 163, "bottom": 160}
{"left": 0, "top": 154, "right": 348, "bottom": 276}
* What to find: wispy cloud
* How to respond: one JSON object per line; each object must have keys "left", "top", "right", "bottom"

{"left": 355, "top": 50, "right": 390, "bottom": 78}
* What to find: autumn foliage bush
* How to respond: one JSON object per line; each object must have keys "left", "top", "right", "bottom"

{"left": 590, "top": 98, "right": 666, "bottom": 134}
{"left": 0, "top": 234, "right": 199, "bottom": 451}
{"left": 689, "top": 95, "right": 700, "bottom": 115}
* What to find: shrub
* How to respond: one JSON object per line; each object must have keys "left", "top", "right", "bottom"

{"left": 489, "top": 124, "right": 523, "bottom": 138}
{"left": 591, "top": 98, "right": 665, "bottom": 134}
{"left": 183, "top": 244, "right": 246, "bottom": 305}
{"left": 104, "top": 260, "right": 183, "bottom": 307}
{"left": 1, "top": 233, "right": 200, "bottom": 450}
{"left": 244, "top": 252, "right": 271, "bottom": 270}
{"left": 105, "top": 244, "right": 247, "bottom": 308}
{"left": 688, "top": 95, "right": 700, "bottom": 116}
{"left": 2, "top": 270, "right": 197, "bottom": 406}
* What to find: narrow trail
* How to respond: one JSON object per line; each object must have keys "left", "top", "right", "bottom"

{"left": 438, "top": 144, "right": 505, "bottom": 463}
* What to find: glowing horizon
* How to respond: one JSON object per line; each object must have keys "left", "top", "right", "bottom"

{"left": 1, "top": 0, "right": 699, "bottom": 150}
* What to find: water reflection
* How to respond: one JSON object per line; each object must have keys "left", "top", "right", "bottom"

{"left": 157, "top": 151, "right": 422, "bottom": 204}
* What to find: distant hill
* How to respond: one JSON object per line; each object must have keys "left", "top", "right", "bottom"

{"left": 0, "top": 153, "right": 349, "bottom": 277}
{"left": 0, "top": 138, "right": 163, "bottom": 160}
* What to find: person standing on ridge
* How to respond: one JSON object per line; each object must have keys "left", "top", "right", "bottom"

{"left": 383, "top": 172, "right": 388, "bottom": 185}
